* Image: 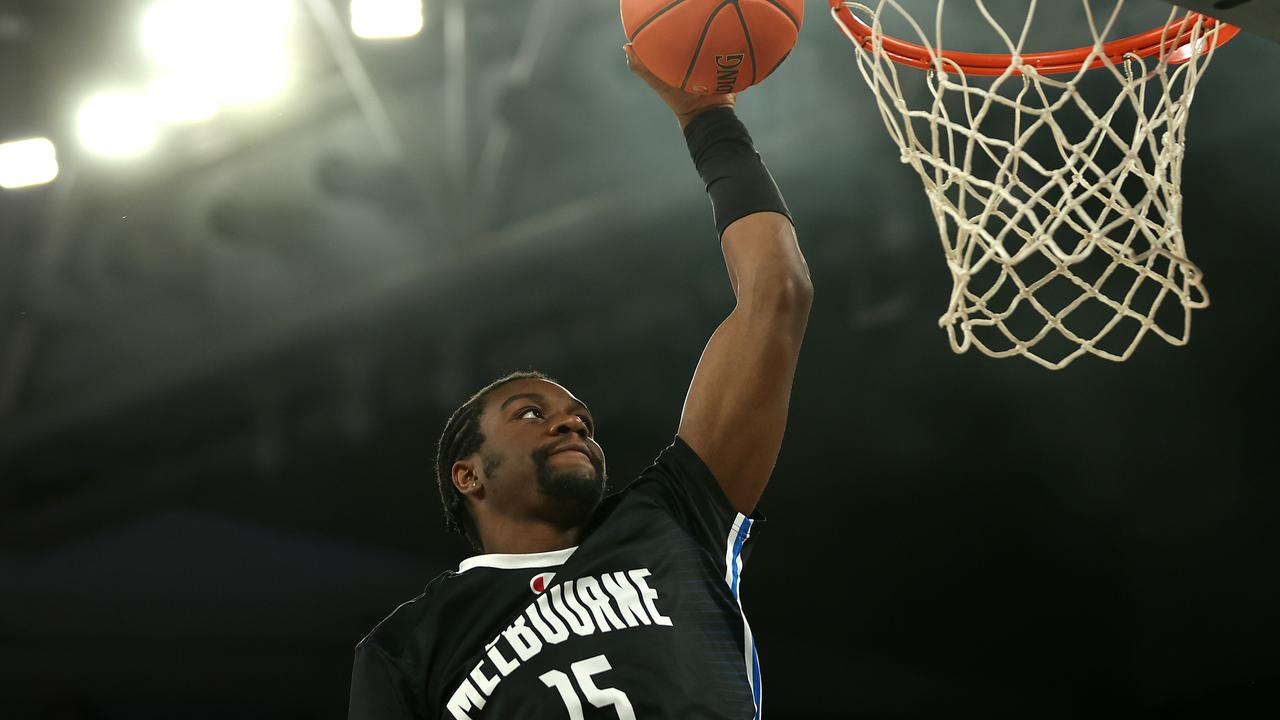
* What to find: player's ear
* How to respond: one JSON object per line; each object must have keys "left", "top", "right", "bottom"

{"left": 452, "top": 457, "right": 483, "bottom": 498}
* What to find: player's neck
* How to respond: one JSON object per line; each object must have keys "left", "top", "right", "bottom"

{"left": 479, "top": 519, "right": 583, "bottom": 556}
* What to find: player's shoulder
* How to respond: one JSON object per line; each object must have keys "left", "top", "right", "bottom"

{"left": 583, "top": 437, "right": 726, "bottom": 528}
{"left": 647, "top": 435, "right": 714, "bottom": 477}
{"left": 358, "top": 569, "right": 455, "bottom": 657}
{"left": 609, "top": 436, "right": 705, "bottom": 488}
{"left": 625, "top": 435, "right": 723, "bottom": 499}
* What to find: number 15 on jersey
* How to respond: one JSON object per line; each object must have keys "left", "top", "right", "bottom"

{"left": 539, "top": 654, "right": 636, "bottom": 720}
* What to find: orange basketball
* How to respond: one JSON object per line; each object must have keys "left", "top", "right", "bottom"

{"left": 621, "top": 0, "right": 804, "bottom": 95}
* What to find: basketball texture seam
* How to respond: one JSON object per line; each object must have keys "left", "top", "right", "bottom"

{"left": 627, "top": 0, "right": 696, "bottom": 42}
{"left": 761, "top": 48, "right": 792, "bottom": 80}
{"left": 760, "top": 0, "right": 800, "bottom": 30}
{"left": 731, "top": 1, "right": 759, "bottom": 86}
{"left": 680, "top": 0, "right": 737, "bottom": 90}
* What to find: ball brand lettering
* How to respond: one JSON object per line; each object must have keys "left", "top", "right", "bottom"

{"left": 714, "top": 53, "right": 745, "bottom": 94}
{"left": 445, "top": 567, "right": 672, "bottom": 719}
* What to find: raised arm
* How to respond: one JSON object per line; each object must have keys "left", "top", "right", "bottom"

{"left": 679, "top": 211, "right": 811, "bottom": 514}
{"left": 625, "top": 46, "right": 813, "bottom": 515}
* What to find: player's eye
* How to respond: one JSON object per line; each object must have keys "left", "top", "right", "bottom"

{"left": 518, "top": 407, "right": 544, "bottom": 420}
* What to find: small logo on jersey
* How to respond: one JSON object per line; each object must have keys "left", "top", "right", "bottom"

{"left": 530, "top": 572, "right": 555, "bottom": 594}
{"left": 714, "top": 53, "right": 745, "bottom": 93}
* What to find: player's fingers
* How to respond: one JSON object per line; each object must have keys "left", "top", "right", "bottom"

{"left": 623, "top": 44, "right": 666, "bottom": 90}
{"left": 623, "top": 44, "right": 646, "bottom": 77}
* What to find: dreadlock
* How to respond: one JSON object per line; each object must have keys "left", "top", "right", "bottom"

{"left": 435, "top": 370, "right": 551, "bottom": 551}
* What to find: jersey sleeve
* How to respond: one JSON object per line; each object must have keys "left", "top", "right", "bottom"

{"left": 348, "top": 639, "right": 421, "bottom": 720}
{"left": 628, "top": 436, "right": 765, "bottom": 568}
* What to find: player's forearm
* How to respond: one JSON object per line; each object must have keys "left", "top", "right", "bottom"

{"left": 721, "top": 211, "right": 812, "bottom": 310}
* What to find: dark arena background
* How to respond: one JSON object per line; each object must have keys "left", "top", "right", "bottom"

{"left": 1, "top": 1, "right": 1278, "bottom": 718}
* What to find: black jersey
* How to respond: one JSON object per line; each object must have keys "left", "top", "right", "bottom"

{"left": 348, "top": 438, "right": 764, "bottom": 720}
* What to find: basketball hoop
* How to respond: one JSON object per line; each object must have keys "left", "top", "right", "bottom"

{"left": 829, "top": 1, "right": 1239, "bottom": 369}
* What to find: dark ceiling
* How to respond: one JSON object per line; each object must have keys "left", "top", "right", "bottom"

{"left": 1, "top": 1, "right": 1278, "bottom": 718}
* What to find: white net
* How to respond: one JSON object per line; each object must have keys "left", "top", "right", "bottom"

{"left": 833, "top": 1, "right": 1231, "bottom": 369}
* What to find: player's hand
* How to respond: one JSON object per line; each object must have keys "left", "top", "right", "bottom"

{"left": 624, "top": 43, "right": 735, "bottom": 130}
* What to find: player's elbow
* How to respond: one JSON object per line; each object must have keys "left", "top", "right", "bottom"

{"left": 765, "top": 226, "right": 813, "bottom": 315}
{"left": 750, "top": 268, "right": 813, "bottom": 322}
{"left": 779, "top": 270, "right": 814, "bottom": 313}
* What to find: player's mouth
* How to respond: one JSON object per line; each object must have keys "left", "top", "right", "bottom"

{"left": 548, "top": 442, "right": 594, "bottom": 463}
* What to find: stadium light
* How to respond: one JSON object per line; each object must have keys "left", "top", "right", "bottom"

{"left": 77, "top": 92, "right": 158, "bottom": 158}
{"left": 148, "top": 73, "right": 219, "bottom": 124}
{"left": 351, "top": 0, "right": 424, "bottom": 39}
{"left": 141, "top": 0, "right": 292, "bottom": 106}
{"left": 0, "top": 137, "right": 59, "bottom": 189}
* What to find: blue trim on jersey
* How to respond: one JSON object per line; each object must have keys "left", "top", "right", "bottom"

{"left": 751, "top": 643, "right": 762, "bottom": 717}
{"left": 730, "top": 516, "right": 751, "bottom": 596}
{"left": 727, "top": 516, "right": 761, "bottom": 719}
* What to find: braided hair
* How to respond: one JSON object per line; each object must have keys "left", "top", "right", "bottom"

{"left": 435, "top": 370, "right": 551, "bottom": 551}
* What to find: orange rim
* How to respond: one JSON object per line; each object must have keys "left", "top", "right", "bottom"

{"left": 829, "top": 1, "right": 1240, "bottom": 76}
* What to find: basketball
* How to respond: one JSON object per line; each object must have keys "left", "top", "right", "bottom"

{"left": 621, "top": 0, "right": 804, "bottom": 95}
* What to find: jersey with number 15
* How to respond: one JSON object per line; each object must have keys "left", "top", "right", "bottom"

{"left": 348, "top": 438, "right": 765, "bottom": 719}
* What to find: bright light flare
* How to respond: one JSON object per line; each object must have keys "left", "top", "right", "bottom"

{"left": 148, "top": 73, "right": 219, "bottom": 124}
{"left": 351, "top": 0, "right": 424, "bottom": 39}
{"left": 207, "top": 48, "right": 289, "bottom": 104}
{"left": 0, "top": 137, "right": 59, "bottom": 189}
{"left": 77, "top": 92, "right": 159, "bottom": 158}
{"left": 141, "top": 0, "right": 292, "bottom": 106}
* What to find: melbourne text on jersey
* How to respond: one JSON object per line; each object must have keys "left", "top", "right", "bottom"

{"left": 446, "top": 567, "right": 672, "bottom": 718}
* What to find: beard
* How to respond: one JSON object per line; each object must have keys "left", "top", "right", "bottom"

{"left": 531, "top": 445, "right": 607, "bottom": 524}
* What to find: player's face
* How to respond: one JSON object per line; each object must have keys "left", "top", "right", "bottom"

{"left": 475, "top": 379, "right": 607, "bottom": 527}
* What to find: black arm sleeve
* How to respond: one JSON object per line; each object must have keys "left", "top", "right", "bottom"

{"left": 685, "top": 106, "right": 792, "bottom": 237}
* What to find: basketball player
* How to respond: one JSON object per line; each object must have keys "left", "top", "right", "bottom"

{"left": 347, "top": 45, "right": 812, "bottom": 719}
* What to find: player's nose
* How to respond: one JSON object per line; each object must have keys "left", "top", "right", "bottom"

{"left": 551, "top": 414, "right": 589, "bottom": 436}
